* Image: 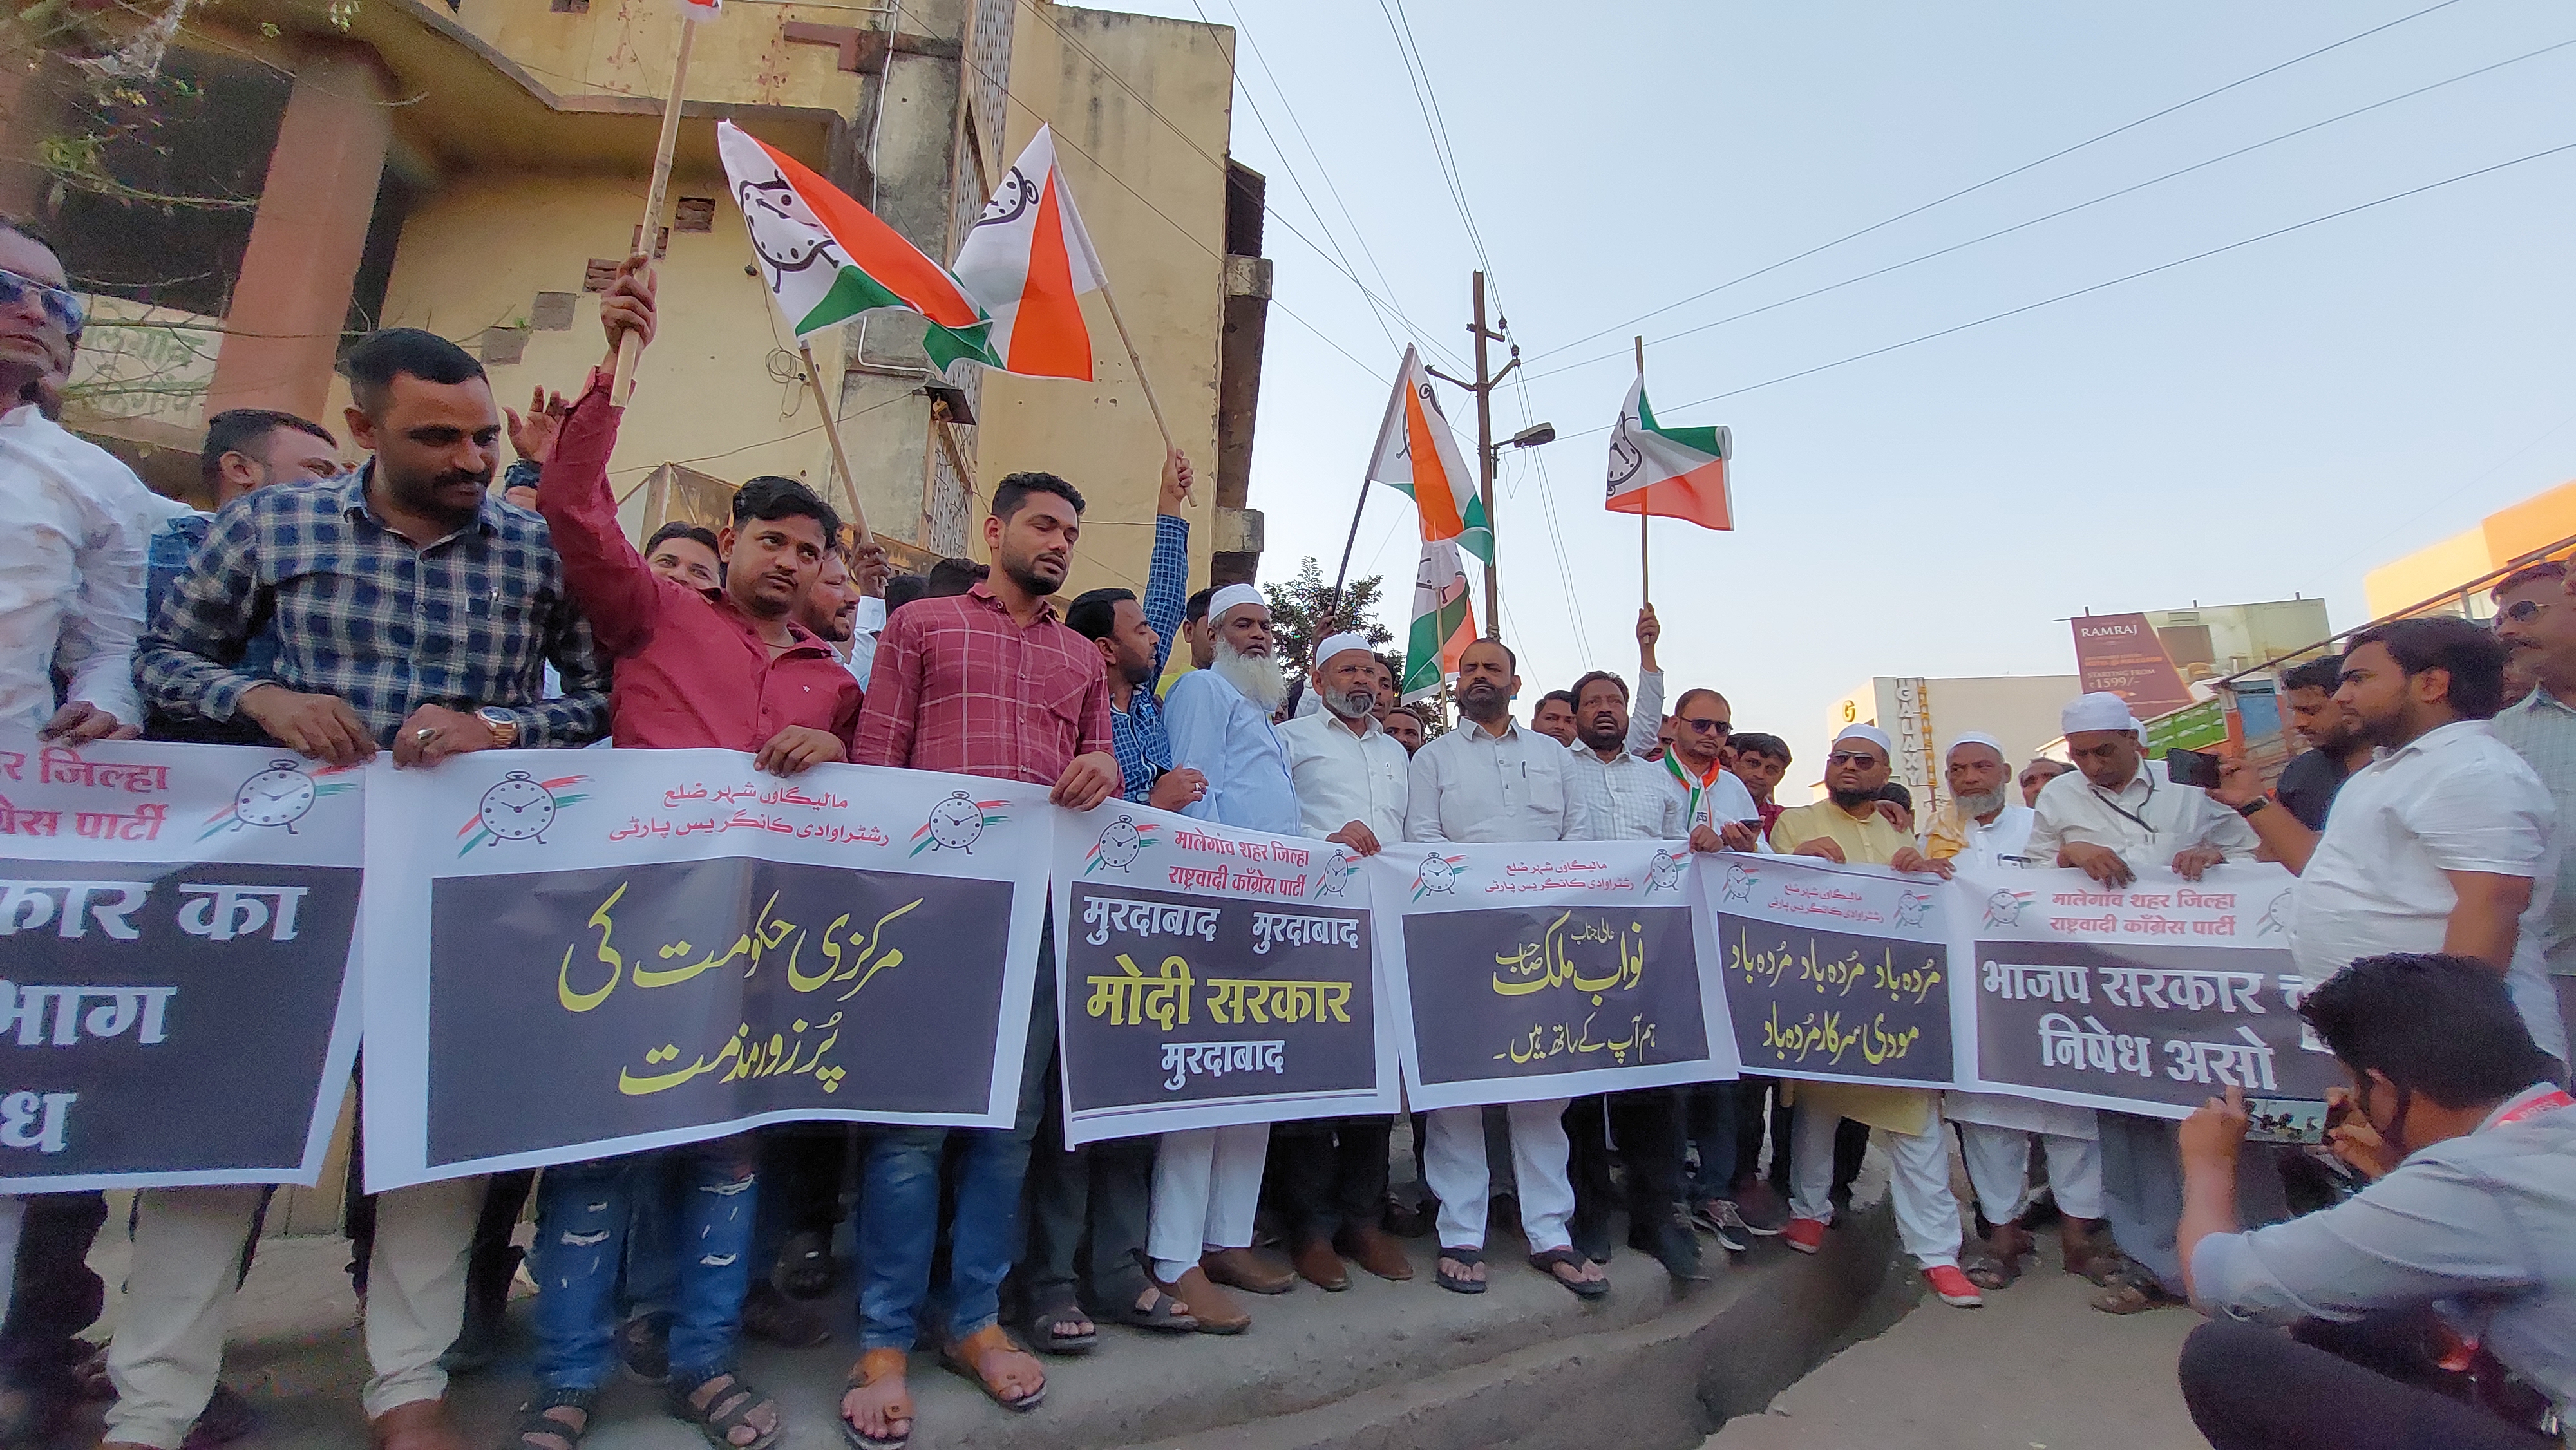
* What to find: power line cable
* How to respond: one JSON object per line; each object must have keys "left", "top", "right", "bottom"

{"left": 1558, "top": 137, "right": 2576, "bottom": 439}
{"left": 1526, "top": 0, "right": 2470, "bottom": 364}
{"left": 1528, "top": 32, "right": 2576, "bottom": 382}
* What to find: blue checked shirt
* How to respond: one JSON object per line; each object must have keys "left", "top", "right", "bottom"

{"left": 136, "top": 465, "right": 608, "bottom": 747}
{"left": 1113, "top": 513, "right": 1189, "bottom": 804}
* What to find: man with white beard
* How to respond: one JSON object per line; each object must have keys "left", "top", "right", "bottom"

{"left": 1926, "top": 734, "right": 2108, "bottom": 1288}
{"left": 1405, "top": 637, "right": 1606, "bottom": 1298}
{"left": 1151, "top": 583, "right": 1303, "bottom": 1330}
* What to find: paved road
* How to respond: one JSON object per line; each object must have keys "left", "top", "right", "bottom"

{"left": 1707, "top": 1237, "right": 2205, "bottom": 1450}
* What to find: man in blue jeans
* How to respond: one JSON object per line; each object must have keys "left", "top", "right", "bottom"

{"left": 841, "top": 468, "right": 1122, "bottom": 1447}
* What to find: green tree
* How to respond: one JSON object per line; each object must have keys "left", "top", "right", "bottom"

{"left": 1258, "top": 556, "right": 1393, "bottom": 683}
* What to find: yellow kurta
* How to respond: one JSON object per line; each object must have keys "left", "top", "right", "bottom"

{"left": 1765, "top": 799, "right": 1935, "bottom": 1136}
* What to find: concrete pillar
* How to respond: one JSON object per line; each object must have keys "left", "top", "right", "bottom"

{"left": 204, "top": 43, "right": 390, "bottom": 423}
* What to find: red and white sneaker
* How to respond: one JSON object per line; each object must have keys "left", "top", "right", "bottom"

{"left": 1781, "top": 1217, "right": 1827, "bottom": 1255}
{"left": 1924, "top": 1264, "right": 1984, "bottom": 1307}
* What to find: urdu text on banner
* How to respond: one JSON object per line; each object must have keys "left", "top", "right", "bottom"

{"left": 357, "top": 748, "right": 1053, "bottom": 1191}
{"left": 0, "top": 730, "right": 363, "bottom": 1193}
{"left": 1369, "top": 840, "right": 1733, "bottom": 1111}
{"left": 1048, "top": 803, "right": 1394, "bottom": 1147}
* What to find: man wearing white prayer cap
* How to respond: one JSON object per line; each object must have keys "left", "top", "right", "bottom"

{"left": 1926, "top": 731, "right": 2107, "bottom": 1288}
{"left": 1146, "top": 582, "right": 1303, "bottom": 1327}
{"left": 2025, "top": 689, "right": 2258, "bottom": 1316}
{"left": 1270, "top": 631, "right": 1415, "bottom": 1291}
{"left": 1764, "top": 722, "right": 1986, "bottom": 1308}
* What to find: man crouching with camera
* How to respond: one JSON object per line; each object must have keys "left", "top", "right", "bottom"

{"left": 2175, "top": 952, "right": 2575, "bottom": 1450}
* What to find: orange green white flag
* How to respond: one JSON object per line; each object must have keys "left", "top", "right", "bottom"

{"left": 1366, "top": 346, "right": 1492, "bottom": 565}
{"left": 716, "top": 121, "right": 998, "bottom": 373}
{"left": 949, "top": 125, "right": 1106, "bottom": 380}
{"left": 1403, "top": 538, "right": 1476, "bottom": 704}
{"left": 1605, "top": 377, "right": 1733, "bottom": 531}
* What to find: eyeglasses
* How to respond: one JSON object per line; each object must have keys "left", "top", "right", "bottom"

{"left": 0, "top": 268, "right": 84, "bottom": 338}
{"left": 1679, "top": 717, "right": 1731, "bottom": 735}
{"left": 1825, "top": 751, "right": 1881, "bottom": 766}
{"left": 2501, "top": 598, "right": 2550, "bottom": 625}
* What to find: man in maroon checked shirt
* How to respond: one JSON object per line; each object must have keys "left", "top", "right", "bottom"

{"left": 505, "top": 259, "right": 851, "bottom": 1450}
{"left": 837, "top": 461, "right": 1121, "bottom": 1450}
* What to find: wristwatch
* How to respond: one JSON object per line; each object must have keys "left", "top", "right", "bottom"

{"left": 2235, "top": 796, "right": 2269, "bottom": 818}
{"left": 476, "top": 708, "right": 520, "bottom": 749}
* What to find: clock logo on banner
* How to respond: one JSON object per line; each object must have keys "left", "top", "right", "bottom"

{"left": 1410, "top": 852, "right": 1466, "bottom": 900}
{"left": 1311, "top": 848, "right": 1359, "bottom": 898}
{"left": 1719, "top": 862, "right": 1757, "bottom": 904}
{"left": 1645, "top": 849, "right": 1686, "bottom": 894}
{"left": 230, "top": 760, "right": 317, "bottom": 831}
{"left": 1981, "top": 889, "right": 2036, "bottom": 928}
{"left": 453, "top": 771, "right": 589, "bottom": 854}
{"left": 911, "top": 791, "right": 1012, "bottom": 857}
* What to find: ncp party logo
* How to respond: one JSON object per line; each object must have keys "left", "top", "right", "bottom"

{"left": 1310, "top": 848, "right": 1361, "bottom": 899}
{"left": 455, "top": 771, "right": 589, "bottom": 853}
{"left": 1410, "top": 852, "right": 1466, "bottom": 900}
{"left": 1718, "top": 860, "right": 1757, "bottom": 904}
{"left": 198, "top": 758, "right": 358, "bottom": 840}
{"left": 1082, "top": 814, "right": 1160, "bottom": 875}
{"left": 1645, "top": 849, "right": 1686, "bottom": 893}
{"left": 1980, "top": 889, "right": 2036, "bottom": 929}
{"left": 911, "top": 790, "right": 1010, "bottom": 856}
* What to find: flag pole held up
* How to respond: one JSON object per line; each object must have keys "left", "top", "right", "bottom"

{"left": 1095, "top": 276, "right": 1173, "bottom": 454}
{"left": 613, "top": 16, "right": 697, "bottom": 406}
{"left": 1634, "top": 334, "right": 1649, "bottom": 607}
{"left": 797, "top": 341, "right": 874, "bottom": 549}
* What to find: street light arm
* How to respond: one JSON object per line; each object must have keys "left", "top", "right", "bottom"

{"left": 1424, "top": 364, "right": 1475, "bottom": 391}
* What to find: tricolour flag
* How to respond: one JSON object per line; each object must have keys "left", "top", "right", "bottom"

{"left": 1367, "top": 346, "right": 1492, "bottom": 565}
{"left": 715, "top": 121, "right": 998, "bottom": 373}
{"left": 1605, "top": 378, "right": 1733, "bottom": 531}
{"left": 950, "top": 125, "right": 1106, "bottom": 379}
{"left": 1403, "top": 538, "right": 1476, "bottom": 704}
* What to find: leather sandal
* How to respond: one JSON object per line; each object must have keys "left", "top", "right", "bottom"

{"left": 838, "top": 1350, "right": 912, "bottom": 1450}
{"left": 665, "top": 1368, "right": 781, "bottom": 1450}
{"left": 938, "top": 1324, "right": 1045, "bottom": 1413}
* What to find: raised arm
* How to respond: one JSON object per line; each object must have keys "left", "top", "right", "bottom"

{"left": 1142, "top": 451, "right": 1193, "bottom": 679}
{"left": 1626, "top": 605, "right": 1663, "bottom": 757}
{"left": 533, "top": 259, "right": 665, "bottom": 658}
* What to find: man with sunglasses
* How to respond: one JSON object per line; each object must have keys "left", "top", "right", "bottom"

{"left": 2490, "top": 561, "right": 2576, "bottom": 1059}
{"left": 0, "top": 216, "right": 187, "bottom": 747}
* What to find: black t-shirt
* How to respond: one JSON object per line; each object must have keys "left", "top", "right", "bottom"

{"left": 2275, "top": 748, "right": 2351, "bottom": 831}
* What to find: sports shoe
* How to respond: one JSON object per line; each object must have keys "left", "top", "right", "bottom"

{"left": 1687, "top": 1200, "right": 1750, "bottom": 1254}
{"left": 1729, "top": 1181, "right": 1791, "bottom": 1235}
{"left": 1925, "top": 1264, "right": 1985, "bottom": 1308}
{"left": 1781, "top": 1217, "right": 1826, "bottom": 1255}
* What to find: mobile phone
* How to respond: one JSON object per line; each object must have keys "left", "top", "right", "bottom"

{"left": 2244, "top": 1097, "right": 2329, "bottom": 1145}
{"left": 2164, "top": 748, "right": 2223, "bottom": 790}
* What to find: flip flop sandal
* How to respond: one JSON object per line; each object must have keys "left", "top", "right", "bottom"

{"left": 1025, "top": 1289, "right": 1098, "bottom": 1355}
{"left": 1530, "top": 1247, "right": 1610, "bottom": 1300}
{"left": 838, "top": 1350, "right": 913, "bottom": 1450}
{"left": 939, "top": 1324, "right": 1046, "bottom": 1413}
{"left": 777, "top": 1229, "right": 836, "bottom": 1300}
{"left": 665, "top": 1368, "right": 782, "bottom": 1450}
{"left": 1962, "top": 1248, "right": 2020, "bottom": 1292}
{"left": 1105, "top": 1286, "right": 1198, "bottom": 1334}
{"left": 503, "top": 1389, "right": 596, "bottom": 1450}
{"left": 1435, "top": 1245, "right": 1487, "bottom": 1295}
{"left": 2092, "top": 1277, "right": 2184, "bottom": 1315}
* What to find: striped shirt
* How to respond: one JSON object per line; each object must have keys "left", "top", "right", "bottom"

{"left": 135, "top": 465, "right": 608, "bottom": 747}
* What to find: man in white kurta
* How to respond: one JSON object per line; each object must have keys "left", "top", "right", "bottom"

{"left": 1927, "top": 733, "right": 2107, "bottom": 1281}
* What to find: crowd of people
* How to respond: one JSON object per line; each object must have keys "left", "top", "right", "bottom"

{"left": 8, "top": 205, "right": 2576, "bottom": 1450}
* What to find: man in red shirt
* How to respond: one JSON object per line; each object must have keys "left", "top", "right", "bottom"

{"left": 507, "top": 262, "right": 849, "bottom": 1450}
{"left": 838, "top": 468, "right": 1120, "bottom": 1449}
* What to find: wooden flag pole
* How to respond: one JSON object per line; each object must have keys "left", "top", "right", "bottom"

{"left": 1093, "top": 275, "right": 1175, "bottom": 454}
{"left": 612, "top": 17, "right": 698, "bottom": 406}
{"left": 1634, "top": 335, "right": 1649, "bottom": 607}
{"left": 798, "top": 342, "right": 875, "bottom": 549}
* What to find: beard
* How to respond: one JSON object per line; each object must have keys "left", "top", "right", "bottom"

{"left": 1321, "top": 684, "right": 1376, "bottom": 720}
{"left": 1828, "top": 786, "right": 1880, "bottom": 811}
{"left": 1955, "top": 786, "right": 2009, "bottom": 820}
{"left": 386, "top": 460, "right": 493, "bottom": 526}
{"left": 1119, "top": 655, "right": 1156, "bottom": 688}
{"left": 1213, "top": 639, "right": 1289, "bottom": 713}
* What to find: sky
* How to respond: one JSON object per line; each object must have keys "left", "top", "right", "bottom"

{"left": 1079, "top": 0, "right": 2576, "bottom": 774}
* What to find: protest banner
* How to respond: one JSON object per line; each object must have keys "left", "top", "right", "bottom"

{"left": 1049, "top": 804, "right": 1392, "bottom": 1146}
{"left": 1370, "top": 840, "right": 1730, "bottom": 1111}
{"left": 0, "top": 729, "right": 361, "bottom": 1192}
{"left": 1701, "top": 853, "right": 1962, "bottom": 1092}
{"left": 1962, "top": 863, "right": 2335, "bottom": 1119}
{"left": 359, "top": 748, "right": 1052, "bottom": 1190}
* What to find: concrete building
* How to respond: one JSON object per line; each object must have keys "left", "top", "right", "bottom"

{"left": 6, "top": 0, "right": 1267, "bottom": 594}
{"left": 2363, "top": 478, "right": 2576, "bottom": 622}
{"left": 1826, "top": 675, "right": 2079, "bottom": 817}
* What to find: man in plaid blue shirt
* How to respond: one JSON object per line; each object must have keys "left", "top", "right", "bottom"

{"left": 1064, "top": 449, "right": 1206, "bottom": 811}
{"left": 115, "top": 327, "right": 603, "bottom": 1450}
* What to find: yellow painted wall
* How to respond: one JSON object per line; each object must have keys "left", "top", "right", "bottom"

{"left": 373, "top": 173, "right": 856, "bottom": 516}
{"left": 976, "top": 2, "right": 1234, "bottom": 602}
{"left": 434, "top": 0, "right": 898, "bottom": 113}
{"left": 2363, "top": 478, "right": 2576, "bottom": 618}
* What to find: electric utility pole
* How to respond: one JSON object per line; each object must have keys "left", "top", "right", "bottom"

{"left": 1427, "top": 270, "right": 1516, "bottom": 639}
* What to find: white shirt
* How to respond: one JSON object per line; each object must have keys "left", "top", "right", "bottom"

{"left": 1405, "top": 717, "right": 1591, "bottom": 843}
{"left": 0, "top": 404, "right": 179, "bottom": 730}
{"left": 1950, "top": 803, "right": 2038, "bottom": 867}
{"left": 2025, "top": 756, "right": 2258, "bottom": 866}
{"left": 2289, "top": 719, "right": 2566, "bottom": 1060}
{"left": 847, "top": 594, "right": 886, "bottom": 690}
{"left": 1564, "top": 742, "right": 1689, "bottom": 842}
{"left": 1166, "top": 667, "right": 1302, "bottom": 837}
{"left": 1278, "top": 709, "right": 1409, "bottom": 843}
